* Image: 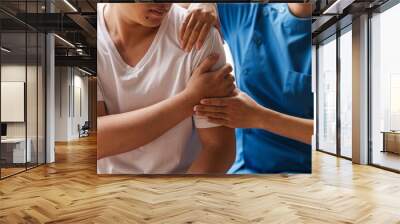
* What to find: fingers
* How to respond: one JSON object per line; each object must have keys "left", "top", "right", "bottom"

{"left": 229, "top": 86, "right": 238, "bottom": 96}
{"left": 180, "top": 8, "right": 217, "bottom": 51}
{"left": 225, "top": 73, "right": 235, "bottom": 82}
{"left": 207, "top": 118, "right": 229, "bottom": 126}
{"left": 181, "top": 13, "right": 198, "bottom": 49}
{"left": 195, "top": 111, "right": 227, "bottom": 119}
{"left": 185, "top": 22, "right": 204, "bottom": 52}
{"left": 194, "top": 105, "right": 226, "bottom": 113}
{"left": 179, "top": 13, "right": 191, "bottom": 43}
{"left": 200, "top": 97, "right": 229, "bottom": 106}
{"left": 196, "top": 23, "right": 211, "bottom": 50}
{"left": 195, "top": 53, "right": 220, "bottom": 74}
{"left": 228, "top": 83, "right": 236, "bottom": 95}
{"left": 214, "top": 64, "right": 233, "bottom": 79}
{"left": 223, "top": 74, "right": 236, "bottom": 95}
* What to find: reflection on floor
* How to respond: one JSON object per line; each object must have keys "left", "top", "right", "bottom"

{"left": 0, "top": 135, "right": 400, "bottom": 223}
{"left": 0, "top": 167, "right": 25, "bottom": 177}
{"left": 373, "top": 150, "right": 400, "bottom": 171}
{"left": 0, "top": 163, "right": 43, "bottom": 178}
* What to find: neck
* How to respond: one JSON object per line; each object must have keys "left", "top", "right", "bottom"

{"left": 104, "top": 4, "right": 158, "bottom": 45}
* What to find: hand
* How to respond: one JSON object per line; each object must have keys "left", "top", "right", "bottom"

{"left": 194, "top": 90, "right": 264, "bottom": 128}
{"left": 180, "top": 3, "right": 221, "bottom": 52}
{"left": 184, "top": 53, "right": 235, "bottom": 103}
{"left": 288, "top": 3, "right": 313, "bottom": 18}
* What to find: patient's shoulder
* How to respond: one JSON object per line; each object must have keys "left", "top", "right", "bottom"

{"left": 166, "top": 5, "right": 221, "bottom": 49}
{"left": 165, "top": 4, "right": 187, "bottom": 41}
{"left": 169, "top": 4, "right": 188, "bottom": 23}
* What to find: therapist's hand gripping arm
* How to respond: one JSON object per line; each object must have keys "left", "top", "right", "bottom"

{"left": 181, "top": 3, "right": 314, "bottom": 145}
{"left": 179, "top": 3, "right": 220, "bottom": 52}
{"left": 97, "top": 54, "right": 235, "bottom": 159}
{"left": 194, "top": 90, "right": 313, "bottom": 145}
{"left": 179, "top": 3, "right": 312, "bottom": 51}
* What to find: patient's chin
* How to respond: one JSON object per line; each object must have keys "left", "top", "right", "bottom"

{"left": 141, "top": 16, "right": 163, "bottom": 28}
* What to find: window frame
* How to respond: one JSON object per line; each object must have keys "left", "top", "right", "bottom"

{"left": 367, "top": 0, "right": 400, "bottom": 173}
{"left": 315, "top": 24, "right": 353, "bottom": 161}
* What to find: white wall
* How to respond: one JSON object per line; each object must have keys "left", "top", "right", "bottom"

{"left": 54, "top": 67, "right": 89, "bottom": 141}
{"left": 1, "top": 65, "right": 38, "bottom": 138}
{"left": 317, "top": 39, "right": 337, "bottom": 153}
{"left": 1, "top": 63, "right": 46, "bottom": 164}
{"left": 55, "top": 66, "right": 69, "bottom": 141}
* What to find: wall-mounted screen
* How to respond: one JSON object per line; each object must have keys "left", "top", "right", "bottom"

{"left": 1, "top": 82, "right": 25, "bottom": 122}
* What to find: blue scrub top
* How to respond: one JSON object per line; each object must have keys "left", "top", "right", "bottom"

{"left": 217, "top": 3, "right": 313, "bottom": 173}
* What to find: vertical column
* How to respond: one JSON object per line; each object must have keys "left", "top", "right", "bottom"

{"left": 46, "top": 33, "right": 55, "bottom": 163}
{"left": 46, "top": 1, "right": 55, "bottom": 163}
{"left": 352, "top": 14, "right": 369, "bottom": 164}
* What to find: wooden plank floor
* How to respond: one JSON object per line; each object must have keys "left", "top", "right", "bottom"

{"left": 1, "top": 135, "right": 400, "bottom": 224}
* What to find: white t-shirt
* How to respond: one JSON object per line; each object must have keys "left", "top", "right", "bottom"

{"left": 97, "top": 3, "right": 226, "bottom": 174}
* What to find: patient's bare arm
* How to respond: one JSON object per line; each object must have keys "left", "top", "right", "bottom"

{"left": 97, "top": 54, "right": 235, "bottom": 159}
{"left": 187, "top": 126, "right": 235, "bottom": 174}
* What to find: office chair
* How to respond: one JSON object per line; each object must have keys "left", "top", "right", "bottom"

{"left": 79, "top": 121, "right": 90, "bottom": 138}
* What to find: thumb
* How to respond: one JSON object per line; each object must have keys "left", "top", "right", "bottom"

{"left": 195, "top": 53, "right": 219, "bottom": 75}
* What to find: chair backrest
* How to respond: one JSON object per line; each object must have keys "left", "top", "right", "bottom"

{"left": 82, "top": 121, "right": 90, "bottom": 129}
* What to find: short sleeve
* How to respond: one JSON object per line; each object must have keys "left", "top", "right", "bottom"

{"left": 192, "top": 28, "right": 226, "bottom": 129}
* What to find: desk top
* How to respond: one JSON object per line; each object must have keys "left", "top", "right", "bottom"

{"left": 1, "top": 138, "right": 27, "bottom": 143}
{"left": 381, "top": 131, "right": 400, "bottom": 134}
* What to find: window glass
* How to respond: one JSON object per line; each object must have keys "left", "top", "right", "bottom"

{"left": 318, "top": 37, "right": 337, "bottom": 154}
{"left": 371, "top": 3, "right": 400, "bottom": 171}
{"left": 339, "top": 29, "right": 352, "bottom": 158}
{"left": 1, "top": 29, "right": 28, "bottom": 178}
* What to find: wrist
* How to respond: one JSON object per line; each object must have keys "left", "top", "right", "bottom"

{"left": 254, "top": 106, "right": 276, "bottom": 130}
{"left": 252, "top": 106, "right": 265, "bottom": 129}
{"left": 181, "top": 89, "right": 201, "bottom": 106}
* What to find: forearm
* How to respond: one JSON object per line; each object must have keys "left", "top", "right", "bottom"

{"left": 187, "top": 127, "right": 235, "bottom": 174}
{"left": 256, "top": 107, "right": 313, "bottom": 145}
{"left": 98, "top": 91, "right": 196, "bottom": 159}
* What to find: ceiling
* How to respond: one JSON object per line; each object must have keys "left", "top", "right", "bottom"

{"left": 1, "top": 0, "right": 393, "bottom": 74}
{"left": 0, "top": 0, "right": 96, "bottom": 73}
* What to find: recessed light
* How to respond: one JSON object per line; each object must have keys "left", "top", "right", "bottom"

{"left": 54, "top": 34, "right": 75, "bottom": 48}
{"left": 1, "top": 47, "right": 11, "bottom": 53}
{"left": 78, "top": 67, "right": 93, "bottom": 76}
{"left": 63, "top": 0, "right": 78, "bottom": 12}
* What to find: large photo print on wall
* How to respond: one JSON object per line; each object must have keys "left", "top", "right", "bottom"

{"left": 97, "top": 3, "right": 313, "bottom": 174}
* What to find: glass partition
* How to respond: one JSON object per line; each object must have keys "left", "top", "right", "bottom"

{"left": 27, "top": 31, "right": 38, "bottom": 169}
{"left": 370, "top": 3, "right": 400, "bottom": 171}
{"left": 339, "top": 28, "right": 352, "bottom": 158}
{"left": 317, "top": 36, "right": 337, "bottom": 154}
{"left": 1, "top": 30, "right": 28, "bottom": 177}
{"left": 0, "top": 1, "right": 46, "bottom": 179}
{"left": 38, "top": 32, "right": 45, "bottom": 165}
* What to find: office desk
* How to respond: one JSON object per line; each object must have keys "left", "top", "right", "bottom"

{"left": 1, "top": 138, "right": 31, "bottom": 164}
{"left": 381, "top": 131, "right": 400, "bottom": 154}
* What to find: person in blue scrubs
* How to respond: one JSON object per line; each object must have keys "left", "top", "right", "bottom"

{"left": 180, "top": 3, "right": 313, "bottom": 173}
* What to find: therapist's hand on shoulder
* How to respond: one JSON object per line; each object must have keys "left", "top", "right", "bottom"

{"left": 180, "top": 3, "right": 220, "bottom": 52}
{"left": 194, "top": 90, "right": 264, "bottom": 128}
{"left": 184, "top": 53, "right": 235, "bottom": 103}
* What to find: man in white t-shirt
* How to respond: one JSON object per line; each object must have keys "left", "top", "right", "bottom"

{"left": 97, "top": 3, "right": 236, "bottom": 174}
